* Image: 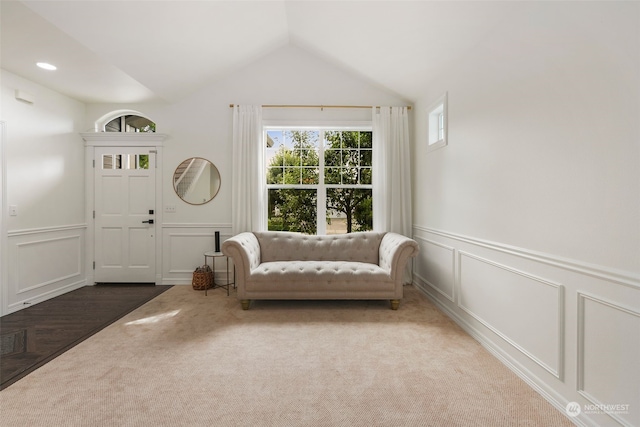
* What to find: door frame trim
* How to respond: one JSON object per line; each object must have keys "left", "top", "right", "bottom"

{"left": 1, "top": 121, "right": 7, "bottom": 315}
{"left": 81, "top": 133, "right": 166, "bottom": 285}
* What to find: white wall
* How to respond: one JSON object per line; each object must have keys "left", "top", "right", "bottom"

{"left": 85, "top": 45, "right": 408, "bottom": 285}
{"left": 412, "top": 3, "right": 639, "bottom": 427}
{"left": 1, "top": 45, "right": 408, "bottom": 306}
{"left": 415, "top": 3, "right": 639, "bottom": 272}
{"left": 1, "top": 70, "right": 87, "bottom": 314}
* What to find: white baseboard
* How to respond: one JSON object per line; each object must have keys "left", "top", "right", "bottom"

{"left": 411, "top": 226, "right": 639, "bottom": 427}
{"left": 413, "top": 281, "right": 586, "bottom": 427}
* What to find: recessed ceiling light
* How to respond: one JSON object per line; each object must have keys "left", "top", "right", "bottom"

{"left": 36, "top": 62, "right": 57, "bottom": 71}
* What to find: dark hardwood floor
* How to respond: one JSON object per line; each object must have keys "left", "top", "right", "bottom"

{"left": 0, "top": 284, "right": 172, "bottom": 390}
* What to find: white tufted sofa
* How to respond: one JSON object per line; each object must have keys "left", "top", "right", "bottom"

{"left": 221, "top": 231, "right": 419, "bottom": 310}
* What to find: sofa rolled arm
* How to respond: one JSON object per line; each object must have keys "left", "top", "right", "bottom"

{"left": 379, "top": 232, "right": 420, "bottom": 284}
{"left": 221, "top": 232, "right": 261, "bottom": 294}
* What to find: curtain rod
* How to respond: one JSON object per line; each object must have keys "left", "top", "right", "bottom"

{"left": 229, "top": 104, "right": 412, "bottom": 111}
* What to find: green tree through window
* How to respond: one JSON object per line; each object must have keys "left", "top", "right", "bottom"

{"left": 324, "top": 131, "right": 373, "bottom": 233}
{"left": 266, "top": 129, "right": 373, "bottom": 234}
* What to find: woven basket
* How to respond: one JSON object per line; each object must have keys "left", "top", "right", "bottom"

{"left": 192, "top": 266, "right": 213, "bottom": 290}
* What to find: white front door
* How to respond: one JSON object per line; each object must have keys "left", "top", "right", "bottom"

{"left": 94, "top": 147, "right": 156, "bottom": 283}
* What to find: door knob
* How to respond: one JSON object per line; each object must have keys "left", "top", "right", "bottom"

{"left": 142, "top": 219, "right": 154, "bottom": 224}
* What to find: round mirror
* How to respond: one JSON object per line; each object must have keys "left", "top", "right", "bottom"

{"left": 173, "top": 158, "right": 221, "bottom": 205}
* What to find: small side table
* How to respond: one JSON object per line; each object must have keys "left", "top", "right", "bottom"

{"left": 203, "top": 251, "right": 235, "bottom": 296}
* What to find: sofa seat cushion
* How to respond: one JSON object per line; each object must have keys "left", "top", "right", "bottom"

{"left": 246, "top": 261, "right": 392, "bottom": 292}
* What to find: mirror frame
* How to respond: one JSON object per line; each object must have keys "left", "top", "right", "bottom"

{"left": 173, "top": 157, "right": 221, "bottom": 205}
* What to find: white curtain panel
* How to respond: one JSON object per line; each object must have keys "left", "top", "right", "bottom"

{"left": 373, "top": 106, "right": 413, "bottom": 282}
{"left": 232, "top": 105, "right": 265, "bottom": 234}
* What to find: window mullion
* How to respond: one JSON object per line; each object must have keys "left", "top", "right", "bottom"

{"left": 317, "top": 130, "right": 326, "bottom": 235}
{"left": 265, "top": 127, "right": 372, "bottom": 235}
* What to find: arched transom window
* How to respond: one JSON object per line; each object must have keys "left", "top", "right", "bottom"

{"left": 105, "top": 114, "right": 156, "bottom": 133}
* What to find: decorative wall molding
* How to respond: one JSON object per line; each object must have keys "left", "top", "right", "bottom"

{"left": 413, "top": 225, "right": 639, "bottom": 427}
{"left": 166, "top": 231, "right": 220, "bottom": 273}
{"left": 8, "top": 223, "right": 87, "bottom": 237}
{"left": 162, "top": 225, "right": 233, "bottom": 285}
{"left": 457, "top": 251, "right": 564, "bottom": 379}
{"left": 415, "top": 226, "right": 639, "bottom": 290}
{"left": 81, "top": 132, "right": 167, "bottom": 147}
{"left": 15, "top": 235, "right": 82, "bottom": 294}
{"left": 412, "top": 280, "right": 576, "bottom": 425}
{"left": 577, "top": 292, "right": 640, "bottom": 427}
{"left": 7, "top": 225, "right": 86, "bottom": 313}
{"left": 413, "top": 235, "right": 455, "bottom": 302}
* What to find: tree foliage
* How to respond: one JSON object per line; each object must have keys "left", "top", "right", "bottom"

{"left": 324, "top": 131, "right": 372, "bottom": 233}
{"left": 139, "top": 154, "right": 149, "bottom": 169}
{"left": 267, "top": 130, "right": 372, "bottom": 234}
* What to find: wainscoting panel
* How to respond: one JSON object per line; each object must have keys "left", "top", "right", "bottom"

{"left": 413, "top": 236, "right": 455, "bottom": 301}
{"left": 578, "top": 293, "right": 640, "bottom": 427}
{"left": 412, "top": 226, "right": 640, "bottom": 427}
{"left": 167, "top": 232, "right": 215, "bottom": 274}
{"left": 7, "top": 225, "right": 86, "bottom": 313}
{"left": 16, "top": 235, "right": 81, "bottom": 293}
{"left": 161, "top": 224, "right": 232, "bottom": 285}
{"left": 458, "top": 251, "right": 563, "bottom": 378}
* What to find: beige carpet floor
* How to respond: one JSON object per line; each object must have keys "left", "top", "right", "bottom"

{"left": 0, "top": 285, "right": 573, "bottom": 427}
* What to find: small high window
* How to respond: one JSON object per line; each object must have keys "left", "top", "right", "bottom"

{"left": 105, "top": 115, "right": 155, "bottom": 133}
{"left": 428, "top": 92, "right": 447, "bottom": 151}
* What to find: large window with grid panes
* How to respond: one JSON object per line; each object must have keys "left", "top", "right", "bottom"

{"left": 265, "top": 127, "right": 373, "bottom": 235}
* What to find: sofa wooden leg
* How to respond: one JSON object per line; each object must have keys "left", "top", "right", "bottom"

{"left": 241, "top": 300, "right": 250, "bottom": 310}
{"left": 390, "top": 299, "right": 400, "bottom": 310}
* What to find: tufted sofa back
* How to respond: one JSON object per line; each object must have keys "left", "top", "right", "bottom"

{"left": 254, "top": 231, "right": 386, "bottom": 264}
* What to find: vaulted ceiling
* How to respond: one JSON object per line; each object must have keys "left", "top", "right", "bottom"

{"left": 1, "top": 1, "right": 523, "bottom": 104}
